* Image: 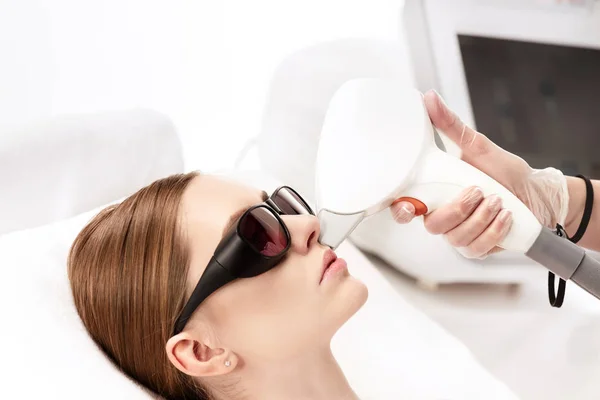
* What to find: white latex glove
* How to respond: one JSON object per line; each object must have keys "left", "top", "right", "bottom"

{"left": 391, "top": 91, "right": 569, "bottom": 259}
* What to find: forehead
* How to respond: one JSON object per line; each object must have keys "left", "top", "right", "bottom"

{"left": 180, "top": 175, "right": 264, "bottom": 280}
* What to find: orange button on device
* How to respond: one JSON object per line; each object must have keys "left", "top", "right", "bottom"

{"left": 392, "top": 197, "right": 428, "bottom": 216}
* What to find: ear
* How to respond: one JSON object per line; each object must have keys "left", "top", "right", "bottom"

{"left": 166, "top": 331, "right": 238, "bottom": 377}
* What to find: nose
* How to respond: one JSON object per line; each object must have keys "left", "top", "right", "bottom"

{"left": 281, "top": 214, "right": 321, "bottom": 255}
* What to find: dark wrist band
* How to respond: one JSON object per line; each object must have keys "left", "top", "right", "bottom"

{"left": 569, "top": 174, "right": 594, "bottom": 244}
{"left": 548, "top": 174, "right": 594, "bottom": 308}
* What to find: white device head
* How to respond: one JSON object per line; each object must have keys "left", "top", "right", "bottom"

{"left": 316, "top": 78, "right": 541, "bottom": 252}
{"left": 316, "top": 79, "right": 432, "bottom": 215}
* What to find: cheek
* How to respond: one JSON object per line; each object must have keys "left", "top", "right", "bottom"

{"left": 208, "top": 260, "right": 322, "bottom": 359}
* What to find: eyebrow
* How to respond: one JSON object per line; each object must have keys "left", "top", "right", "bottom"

{"left": 221, "top": 190, "right": 269, "bottom": 238}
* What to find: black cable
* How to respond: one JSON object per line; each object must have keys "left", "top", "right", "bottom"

{"left": 548, "top": 224, "right": 568, "bottom": 308}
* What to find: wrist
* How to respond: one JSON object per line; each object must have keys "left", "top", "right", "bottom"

{"left": 564, "top": 176, "right": 586, "bottom": 237}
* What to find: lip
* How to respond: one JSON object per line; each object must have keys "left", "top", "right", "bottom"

{"left": 320, "top": 249, "right": 347, "bottom": 284}
{"left": 320, "top": 249, "right": 337, "bottom": 283}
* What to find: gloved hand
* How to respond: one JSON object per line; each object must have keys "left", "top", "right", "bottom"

{"left": 391, "top": 91, "right": 570, "bottom": 259}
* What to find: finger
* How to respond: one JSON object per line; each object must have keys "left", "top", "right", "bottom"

{"left": 461, "top": 209, "right": 513, "bottom": 258}
{"left": 445, "top": 195, "right": 502, "bottom": 247}
{"left": 456, "top": 244, "right": 505, "bottom": 260}
{"left": 423, "top": 90, "right": 492, "bottom": 159}
{"left": 390, "top": 201, "right": 415, "bottom": 223}
{"left": 424, "top": 186, "right": 484, "bottom": 235}
{"left": 485, "top": 246, "right": 504, "bottom": 257}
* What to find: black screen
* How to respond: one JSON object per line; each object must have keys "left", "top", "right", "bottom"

{"left": 459, "top": 34, "right": 600, "bottom": 178}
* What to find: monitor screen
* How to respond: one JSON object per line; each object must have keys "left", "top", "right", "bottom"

{"left": 459, "top": 34, "right": 600, "bottom": 178}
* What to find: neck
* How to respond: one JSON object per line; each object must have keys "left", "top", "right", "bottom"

{"left": 217, "top": 347, "right": 357, "bottom": 400}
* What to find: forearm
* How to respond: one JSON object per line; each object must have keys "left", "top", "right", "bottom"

{"left": 564, "top": 176, "right": 600, "bottom": 251}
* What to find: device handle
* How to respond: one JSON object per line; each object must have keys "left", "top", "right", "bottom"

{"left": 401, "top": 148, "right": 542, "bottom": 254}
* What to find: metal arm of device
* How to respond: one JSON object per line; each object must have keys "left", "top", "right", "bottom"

{"left": 526, "top": 227, "right": 600, "bottom": 300}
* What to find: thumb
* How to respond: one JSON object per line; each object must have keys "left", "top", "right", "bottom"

{"left": 423, "top": 90, "right": 493, "bottom": 161}
{"left": 390, "top": 201, "right": 416, "bottom": 224}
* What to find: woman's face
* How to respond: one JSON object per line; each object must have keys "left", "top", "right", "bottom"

{"left": 177, "top": 175, "right": 368, "bottom": 363}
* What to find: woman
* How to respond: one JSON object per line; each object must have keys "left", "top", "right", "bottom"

{"left": 68, "top": 173, "right": 368, "bottom": 400}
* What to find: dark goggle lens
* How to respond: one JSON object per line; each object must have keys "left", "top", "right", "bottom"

{"left": 239, "top": 207, "right": 289, "bottom": 257}
{"left": 272, "top": 187, "right": 313, "bottom": 215}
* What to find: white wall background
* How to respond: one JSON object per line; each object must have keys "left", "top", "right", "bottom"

{"left": 0, "top": 0, "right": 405, "bottom": 172}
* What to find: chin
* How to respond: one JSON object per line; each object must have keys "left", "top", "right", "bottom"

{"left": 330, "top": 277, "right": 369, "bottom": 328}
{"left": 347, "top": 277, "right": 369, "bottom": 312}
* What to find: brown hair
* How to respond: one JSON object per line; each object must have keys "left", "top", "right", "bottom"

{"left": 68, "top": 171, "right": 211, "bottom": 400}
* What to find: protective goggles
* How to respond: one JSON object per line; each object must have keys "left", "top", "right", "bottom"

{"left": 172, "top": 186, "right": 314, "bottom": 335}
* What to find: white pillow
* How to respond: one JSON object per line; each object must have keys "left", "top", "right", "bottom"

{"left": 0, "top": 203, "right": 155, "bottom": 399}
{"left": 0, "top": 170, "right": 517, "bottom": 400}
